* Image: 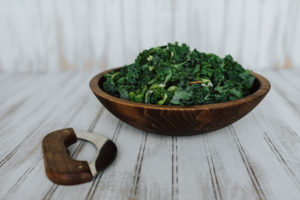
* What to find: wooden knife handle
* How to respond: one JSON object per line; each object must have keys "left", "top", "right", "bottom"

{"left": 42, "top": 128, "right": 93, "bottom": 185}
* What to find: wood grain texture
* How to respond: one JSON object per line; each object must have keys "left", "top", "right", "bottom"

{"left": 89, "top": 67, "right": 271, "bottom": 135}
{"left": 0, "top": 0, "right": 300, "bottom": 73}
{"left": 42, "top": 128, "right": 93, "bottom": 185}
{"left": 1, "top": 70, "right": 300, "bottom": 200}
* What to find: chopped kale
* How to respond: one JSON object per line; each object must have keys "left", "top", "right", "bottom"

{"left": 103, "top": 42, "right": 255, "bottom": 106}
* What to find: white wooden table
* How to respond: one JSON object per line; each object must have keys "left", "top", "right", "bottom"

{"left": 0, "top": 69, "right": 300, "bottom": 200}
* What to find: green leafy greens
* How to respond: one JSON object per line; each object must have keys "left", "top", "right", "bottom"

{"left": 103, "top": 43, "right": 255, "bottom": 106}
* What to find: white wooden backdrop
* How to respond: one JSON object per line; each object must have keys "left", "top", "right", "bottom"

{"left": 0, "top": 0, "right": 300, "bottom": 72}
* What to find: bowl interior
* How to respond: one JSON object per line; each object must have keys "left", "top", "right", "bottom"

{"left": 91, "top": 68, "right": 270, "bottom": 135}
{"left": 97, "top": 68, "right": 262, "bottom": 104}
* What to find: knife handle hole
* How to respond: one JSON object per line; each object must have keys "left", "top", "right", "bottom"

{"left": 68, "top": 140, "right": 98, "bottom": 163}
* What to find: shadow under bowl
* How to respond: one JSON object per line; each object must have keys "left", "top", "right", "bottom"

{"left": 90, "top": 67, "right": 271, "bottom": 136}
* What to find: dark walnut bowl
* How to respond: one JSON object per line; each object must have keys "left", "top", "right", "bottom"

{"left": 90, "top": 67, "right": 271, "bottom": 136}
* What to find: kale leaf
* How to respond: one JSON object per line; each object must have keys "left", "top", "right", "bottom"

{"left": 103, "top": 42, "right": 255, "bottom": 106}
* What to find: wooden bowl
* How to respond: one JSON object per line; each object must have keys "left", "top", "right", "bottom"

{"left": 90, "top": 67, "right": 271, "bottom": 136}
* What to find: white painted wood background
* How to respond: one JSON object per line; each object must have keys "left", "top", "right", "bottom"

{"left": 1, "top": 1, "right": 300, "bottom": 199}
{"left": 0, "top": 69, "right": 300, "bottom": 200}
{"left": 0, "top": 0, "right": 300, "bottom": 72}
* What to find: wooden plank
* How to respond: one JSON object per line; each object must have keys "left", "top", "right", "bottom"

{"left": 0, "top": 74, "right": 19, "bottom": 86}
{"left": 46, "top": 111, "right": 121, "bottom": 200}
{"left": 249, "top": 70, "right": 300, "bottom": 188}
{"left": 264, "top": 70, "right": 300, "bottom": 117}
{"left": 241, "top": 0, "right": 261, "bottom": 68}
{"left": 1, "top": 70, "right": 300, "bottom": 200}
{"left": 175, "top": 127, "right": 268, "bottom": 200}
{"left": 84, "top": 124, "right": 147, "bottom": 200}
{"left": 3, "top": 111, "right": 104, "bottom": 200}
{"left": 0, "top": 73, "right": 72, "bottom": 121}
{"left": 0, "top": 72, "right": 126, "bottom": 199}
{"left": 0, "top": 74, "right": 40, "bottom": 102}
{"left": 155, "top": 0, "right": 173, "bottom": 45}
{"left": 0, "top": 72, "right": 88, "bottom": 197}
{"left": 227, "top": 69, "right": 300, "bottom": 199}
{"left": 1, "top": 0, "right": 300, "bottom": 72}
{"left": 121, "top": 0, "right": 141, "bottom": 65}
{"left": 90, "top": 0, "right": 110, "bottom": 69}
{"left": 105, "top": 0, "right": 126, "bottom": 68}
{"left": 0, "top": 74, "right": 55, "bottom": 120}
{"left": 276, "top": 69, "right": 300, "bottom": 92}
{"left": 0, "top": 72, "right": 77, "bottom": 160}
{"left": 4, "top": 101, "right": 106, "bottom": 200}
{"left": 0, "top": 73, "right": 70, "bottom": 139}
{"left": 253, "top": 70, "right": 300, "bottom": 132}
{"left": 49, "top": 67, "right": 300, "bottom": 200}
{"left": 203, "top": 129, "right": 262, "bottom": 200}
{"left": 231, "top": 113, "right": 300, "bottom": 200}
{"left": 118, "top": 133, "right": 173, "bottom": 200}
{"left": 254, "top": 70, "right": 300, "bottom": 133}
{"left": 25, "top": 112, "right": 143, "bottom": 200}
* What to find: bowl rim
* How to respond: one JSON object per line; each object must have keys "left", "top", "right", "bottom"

{"left": 90, "top": 67, "right": 271, "bottom": 110}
